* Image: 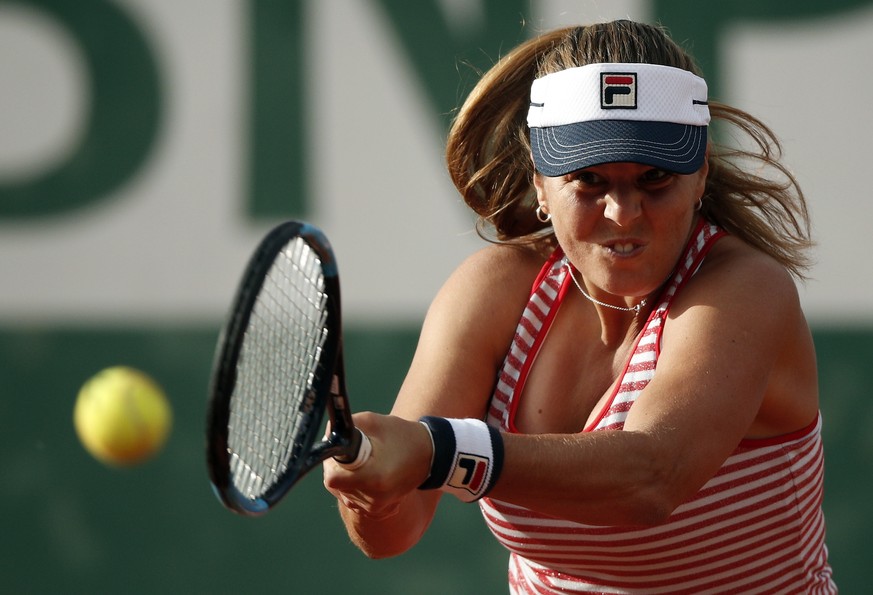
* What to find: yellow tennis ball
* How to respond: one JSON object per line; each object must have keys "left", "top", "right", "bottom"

{"left": 74, "top": 366, "right": 172, "bottom": 467}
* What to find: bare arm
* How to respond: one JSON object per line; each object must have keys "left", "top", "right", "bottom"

{"left": 326, "top": 238, "right": 817, "bottom": 543}
{"left": 323, "top": 244, "right": 542, "bottom": 557}
{"left": 486, "top": 239, "right": 818, "bottom": 525}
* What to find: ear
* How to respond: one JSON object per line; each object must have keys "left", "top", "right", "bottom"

{"left": 532, "top": 170, "right": 546, "bottom": 205}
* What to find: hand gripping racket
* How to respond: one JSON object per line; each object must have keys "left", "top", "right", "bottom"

{"left": 206, "top": 220, "right": 371, "bottom": 516}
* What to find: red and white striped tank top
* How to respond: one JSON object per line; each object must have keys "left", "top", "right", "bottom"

{"left": 481, "top": 220, "right": 836, "bottom": 594}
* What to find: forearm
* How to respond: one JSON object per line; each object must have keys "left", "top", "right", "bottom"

{"left": 337, "top": 489, "right": 440, "bottom": 559}
{"left": 488, "top": 430, "right": 688, "bottom": 526}
{"left": 323, "top": 413, "right": 440, "bottom": 558}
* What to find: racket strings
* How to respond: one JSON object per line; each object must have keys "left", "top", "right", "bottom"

{"left": 228, "top": 237, "right": 330, "bottom": 499}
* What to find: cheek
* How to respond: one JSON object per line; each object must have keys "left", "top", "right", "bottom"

{"left": 550, "top": 203, "right": 600, "bottom": 242}
{"left": 662, "top": 213, "right": 698, "bottom": 265}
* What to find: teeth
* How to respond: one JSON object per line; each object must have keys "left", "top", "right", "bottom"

{"left": 613, "top": 243, "right": 635, "bottom": 254}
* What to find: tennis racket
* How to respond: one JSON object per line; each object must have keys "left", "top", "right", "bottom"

{"left": 206, "top": 220, "right": 371, "bottom": 516}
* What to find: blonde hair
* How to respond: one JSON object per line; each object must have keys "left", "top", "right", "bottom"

{"left": 445, "top": 20, "right": 813, "bottom": 278}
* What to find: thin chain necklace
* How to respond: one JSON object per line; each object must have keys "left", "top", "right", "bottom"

{"left": 564, "top": 262, "right": 647, "bottom": 315}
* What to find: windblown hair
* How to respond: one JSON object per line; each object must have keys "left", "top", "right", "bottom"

{"left": 445, "top": 20, "right": 813, "bottom": 278}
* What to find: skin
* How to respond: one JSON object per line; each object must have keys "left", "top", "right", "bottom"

{"left": 323, "top": 159, "right": 820, "bottom": 559}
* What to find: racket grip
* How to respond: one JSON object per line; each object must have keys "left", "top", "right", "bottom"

{"left": 337, "top": 429, "right": 372, "bottom": 470}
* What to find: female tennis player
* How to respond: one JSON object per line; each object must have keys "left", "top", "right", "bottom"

{"left": 323, "top": 19, "right": 836, "bottom": 593}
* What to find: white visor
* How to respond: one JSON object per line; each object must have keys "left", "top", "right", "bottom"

{"left": 527, "top": 63, "right": 710, "bottom": 175}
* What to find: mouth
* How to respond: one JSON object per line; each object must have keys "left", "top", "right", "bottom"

{"left": 606, "top": 241, "right": 643, "bottom": 256}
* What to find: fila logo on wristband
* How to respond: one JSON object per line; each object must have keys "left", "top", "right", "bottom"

{"left": 418, "top": 416, "right": 504, "bottom": 502}
{"left": 601, "top": 73, "right": 637, "bottom": 109}
{"left": 448, "top": 453, "right": 490, "bottom": 495}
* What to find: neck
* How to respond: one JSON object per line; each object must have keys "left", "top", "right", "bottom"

{"left": 563, "top": 262, "right": 653, "bottom": 346}
{"left": 565, "top": 263, "right": 648, "bottom": 314}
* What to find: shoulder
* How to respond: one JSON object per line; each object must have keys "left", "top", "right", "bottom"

{"left": 458, "top": 242, "right": 546, "bottom": 273}
{"left": 435, "top": 243, "right": 546, "bottom": 305}
{"left": 663, "top": 233, "right": 805, "bottom": 361}
{"left": 392, "top": 243, "right": 547, "bottom": 419}
{"left": 424, "top": 243, "right": 546, "bottom": 357}
{"left": 690, "top": 234, "right": 800, "bottom": 310}
{"left": 657, "top": 234, "right": 818, "bottom": 437}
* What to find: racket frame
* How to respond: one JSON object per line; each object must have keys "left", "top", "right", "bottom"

{"left": 206, "top": 221, "right": 361, "bottom": 516}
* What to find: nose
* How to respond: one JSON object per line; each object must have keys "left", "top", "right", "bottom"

{"left": 602, "top": 189, "right": 642, "bottom": 226}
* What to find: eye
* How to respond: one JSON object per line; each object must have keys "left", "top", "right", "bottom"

{"left": 639, "top": 168, "right": 672, "bottom": 185}
{"left": 570, "top": 169, "right": 603, "bottom": 186}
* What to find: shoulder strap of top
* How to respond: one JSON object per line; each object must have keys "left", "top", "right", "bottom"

{"left": 649, "top": 218, "right": 726, "bottom": 315}
{"left": 585, "top": 218, "right": 727, "bottom": 431}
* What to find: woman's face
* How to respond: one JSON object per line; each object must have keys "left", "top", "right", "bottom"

{"left": 534, "top": 161, "right": 708, "bottom": 303}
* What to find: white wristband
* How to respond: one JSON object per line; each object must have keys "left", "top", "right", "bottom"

{"left": 418, "top": 417, "right": 504, "bottom": 502}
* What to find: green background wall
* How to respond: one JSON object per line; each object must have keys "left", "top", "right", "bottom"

{"left": 1, "top": 326, "right": 870, "bottom": 592}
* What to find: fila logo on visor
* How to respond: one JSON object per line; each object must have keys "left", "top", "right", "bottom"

{"left": 601, "top": 72, "right": 637, "bottom": 109}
